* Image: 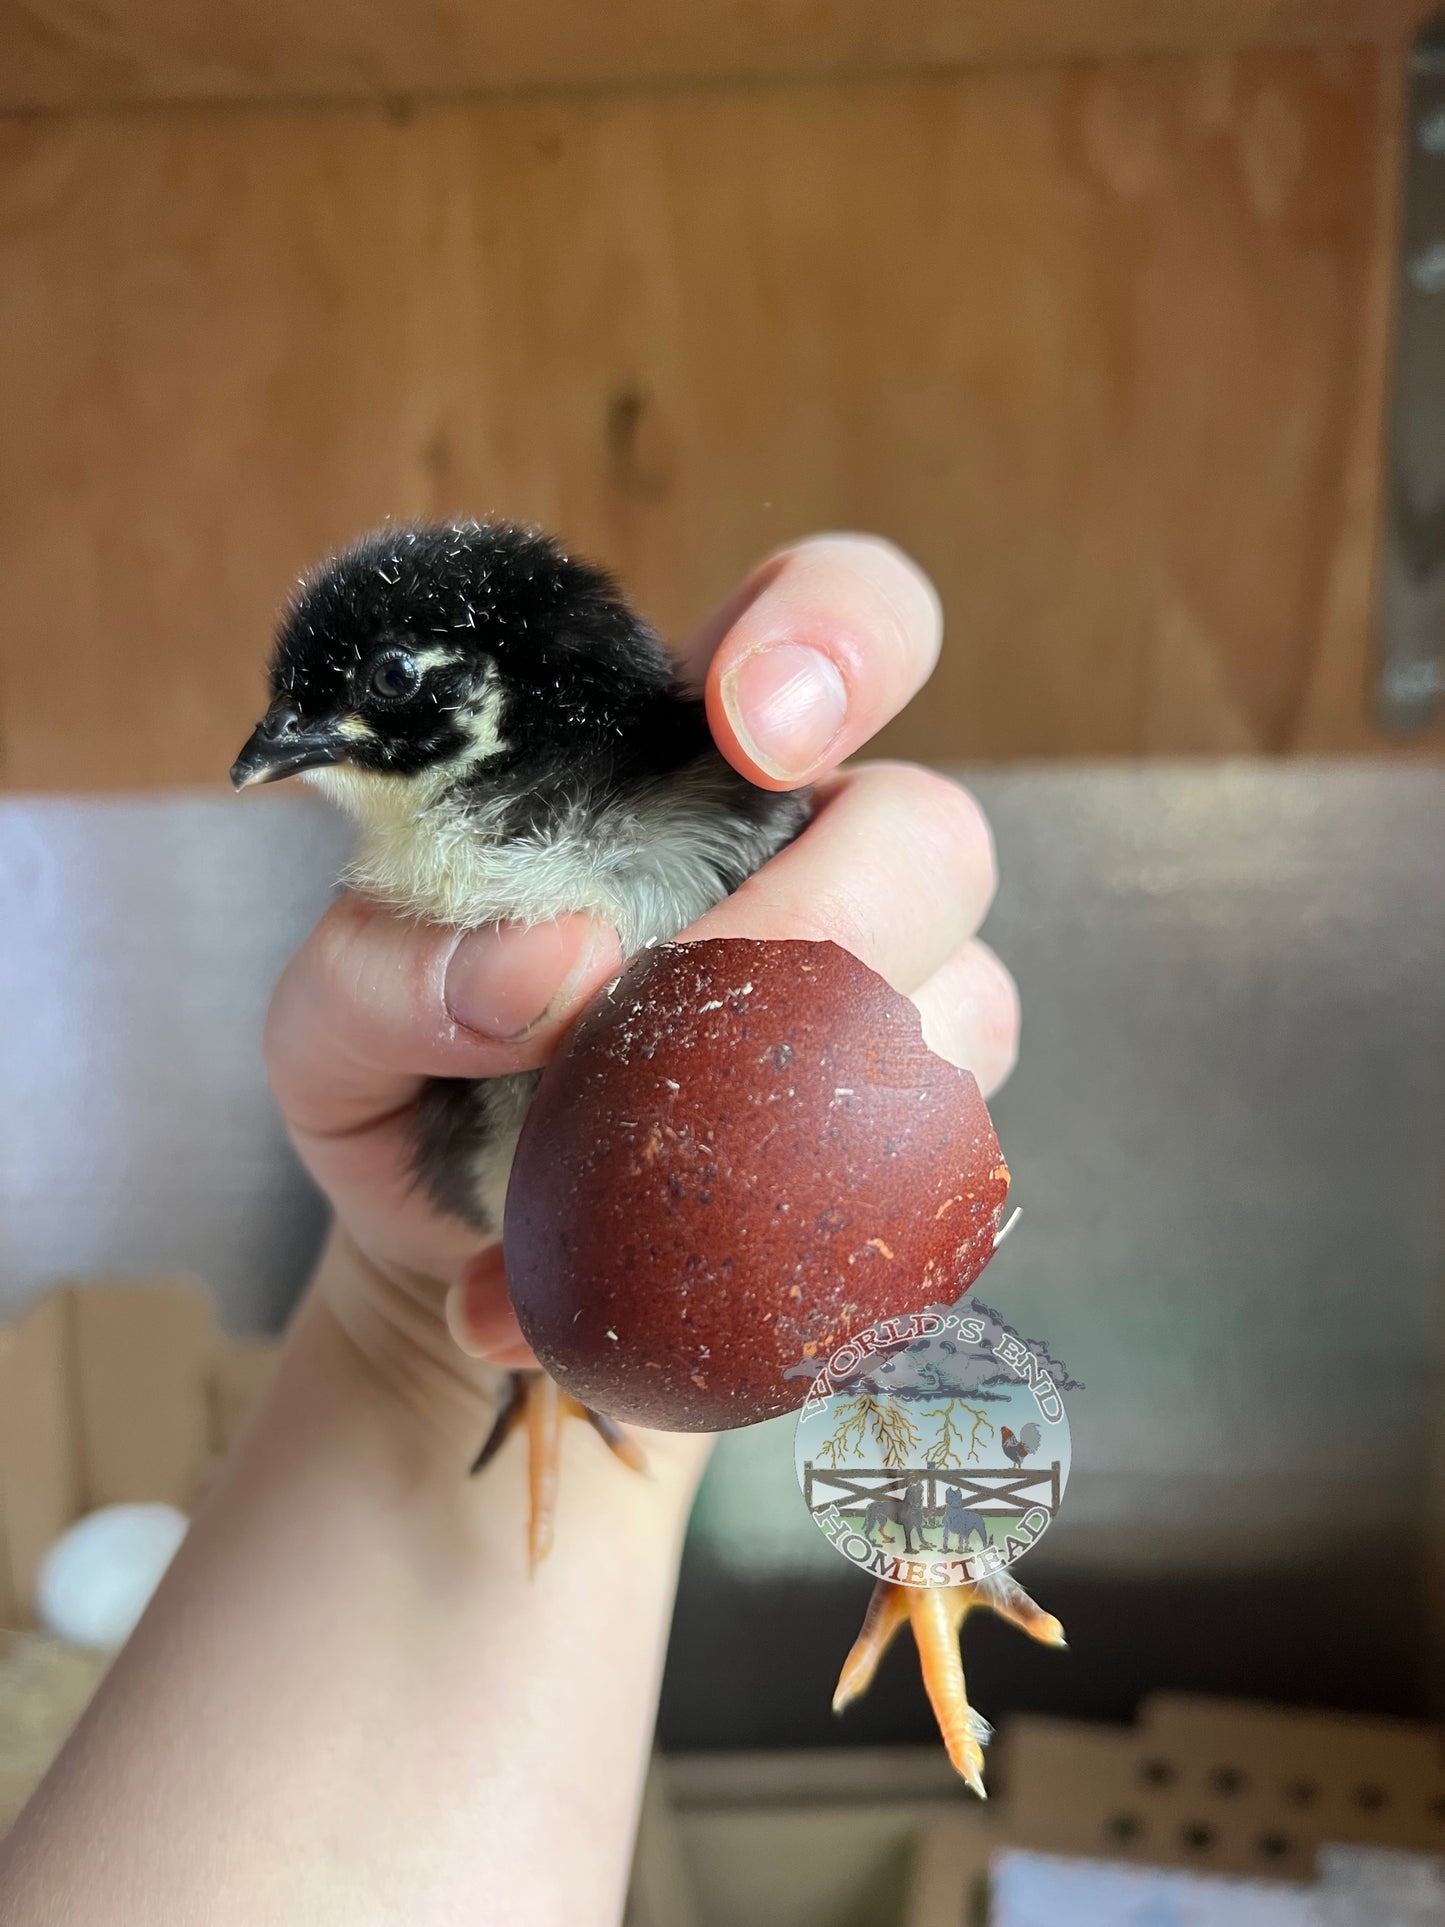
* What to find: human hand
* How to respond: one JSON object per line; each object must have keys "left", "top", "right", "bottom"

{"left": 263, "top": 535, "right": 1019, "bottom": 1459}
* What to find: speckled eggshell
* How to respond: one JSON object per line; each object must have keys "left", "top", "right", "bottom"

{"left": 504, "top": 938, "right": 1010, "bottom": 1431}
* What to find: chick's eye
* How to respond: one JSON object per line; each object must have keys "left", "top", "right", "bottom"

{"left": 370, "top": 655, "right": 420, "bottom": 701}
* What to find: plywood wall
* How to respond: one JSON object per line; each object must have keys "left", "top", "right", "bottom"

{"left": 0, "top": 0, "right": 1428, "bottom": 111}
{"left": 1, "top": 43, "right": 1438, "bottom": 788}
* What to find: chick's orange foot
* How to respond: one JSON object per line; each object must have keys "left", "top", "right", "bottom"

{"left": 471, "top": 1369, "right": 649, "bottom": 1568}
{"left": 834, "top": 1571, "right": 1065, "bottom": 1797}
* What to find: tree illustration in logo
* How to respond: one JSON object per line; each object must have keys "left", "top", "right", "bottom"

{"left": 814, "top": 1395, "right": 920, "bottom": 1468}
{"left": 923, "top": 1399, "right": 996, "bottom": 1467}
{"left": 814, "top": 1362, "right": 999, "bottom": 1470}
{"left": 795, "top": 1299, "right": 1083, "bottom": 1474}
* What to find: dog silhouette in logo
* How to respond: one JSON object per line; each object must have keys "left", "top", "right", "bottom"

{"left": 860, "top": 1481, "right": 929, "bottom": 1552}
{"left": 941, "top": 1486, "right": 989, "bottom": 1552}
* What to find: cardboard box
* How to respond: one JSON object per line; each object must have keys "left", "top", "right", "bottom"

{"left": 905, "top": 1695, "right": 1445, "bottom": 1927}
{"left": 650, "top": 1746, "right": 984, "bottom": 1927}
{"left": 0, "top": 1277, "right": 277, "bottom": 1631}
{"left": 0, "top": 1276, "right": 278, "bottom": 1835}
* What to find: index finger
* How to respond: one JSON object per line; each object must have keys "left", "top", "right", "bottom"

{"left": 685, "top": 535, "right": 943, "bottom": 791}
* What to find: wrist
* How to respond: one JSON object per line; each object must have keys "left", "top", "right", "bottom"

{"left": 303, "top": 1226, "right": 715, "bottom": 1505}
{"left": 311, "top": 1226, "right": 501, "bottom": 1470}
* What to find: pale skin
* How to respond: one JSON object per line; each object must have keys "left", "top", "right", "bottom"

{"left": 0, "top": 535, "right": 1020, "bottom": 1926}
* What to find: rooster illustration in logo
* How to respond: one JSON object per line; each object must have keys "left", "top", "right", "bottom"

{"left": 1000, "top": 1422, "right": 1043, "bottom": 1468}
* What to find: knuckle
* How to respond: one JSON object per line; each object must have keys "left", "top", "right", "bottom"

{"left": 971, "top": 948, "right": 1021, "bottom": 1086}
{"left": 846, "top": 535, "right": 942, "bottom": 640}
{"left": 984, "top": 953, "right": 1021, "bottom": 1053}
{"left": 859, "top": 762, "right": 997, "bottom": 888}
{"left": 309, "top": 893, "right": 381, "bottom": 996}
{"left": 916, "top": 941, "right": 1021, "bottom": 1092}
{"left": 799, "top": 535, "right": 942, "bottom": 661}
{"left": 260, "top": 985, "right": 296, "bottom": 1095}
{"left": 763, "top": 888, "right": 873, "bottom": 962}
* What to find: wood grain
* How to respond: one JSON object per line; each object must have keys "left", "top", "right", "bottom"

{"left": 0, "top": 0, "right": 1431, "bottom": 115}
{"left": 0, "top": 49, "right": 1437, "bottom": 789}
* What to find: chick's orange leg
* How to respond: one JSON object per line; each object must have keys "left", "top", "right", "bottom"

{"left": 832, "top": 1571, "right": 1065, "bottom": 1798}
{"left": 908, "top": 1585, "right": 990, "bottom": 1797}
{"left": 470, "top": 1369, "right": 649, "bottom": 1570}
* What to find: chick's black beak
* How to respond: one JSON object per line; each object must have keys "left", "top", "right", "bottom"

{"left": 231, "top": 701, "right": 349, "bottom": 790}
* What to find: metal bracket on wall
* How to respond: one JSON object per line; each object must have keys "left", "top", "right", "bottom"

{"left": 1380, "top": 15, "right": 1445, "bottom": 730}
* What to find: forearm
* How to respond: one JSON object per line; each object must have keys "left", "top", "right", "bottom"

{"left": 0, "top": 1242, "right": 706, "bottom": 1927}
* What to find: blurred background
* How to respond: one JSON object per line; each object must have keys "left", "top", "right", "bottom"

{"left": 2, "top": 3, "right": 1445, "bottom": 1921}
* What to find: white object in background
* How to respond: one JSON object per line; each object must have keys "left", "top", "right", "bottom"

{"left": 990, "top": 1849, "right": 1325, "bottom": 1926}
{"left": 35, "top": 1504, "right": 189, "bottom": 1650}
{"left": 1317, "top": 1845, "right": 1445, "bottom": 1926}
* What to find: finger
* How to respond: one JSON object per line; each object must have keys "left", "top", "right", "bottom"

{"left": 686, "top": 535, "right": 942, "bottom": 790}
{"left": 911, "top": 939, "right": 1021, "bottom": 1098}
{"left": 264, "top": 893, "right": 622, "bottom": 1140}
{"left": 686, "top": 763, "right": 997, "bottom": 995}
{"left": 294, "top": 1106, "right": 481, "bottom": 1283}
{"left": 446, "top": 1244, "right": 539, "bottom": 1370}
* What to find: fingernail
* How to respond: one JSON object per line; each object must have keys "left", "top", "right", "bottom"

{"left": 722, "top": 644, "right": 849, "bottom": 781}
{"left": 445, "top": 916, "right": 616, "bottom": 1040}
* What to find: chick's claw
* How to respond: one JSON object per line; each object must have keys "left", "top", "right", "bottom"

{"left": 470, "top": 1369, "right": 650, "bottom": 1570}
{"left": 470, "top": 1373, "right": 528, "bottom": 1476}
{"left": 834, "top": 1572, "right": 1064, "bottom": 1798}
{"left": 976, "top": 1566, "right": 1067, "bottom": 1650}
{"left": 832, "top": 1577, "right": 911, "bottom": 1712}
{"left": 579, "top": 1403, "right": 650, "bottom": 1476}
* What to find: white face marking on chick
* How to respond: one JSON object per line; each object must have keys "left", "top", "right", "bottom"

{"left": 301, "top": 665, "right": 509, "bottom": 826}
{"left": 457, "top": 673, "right": 507, "bottom": 766}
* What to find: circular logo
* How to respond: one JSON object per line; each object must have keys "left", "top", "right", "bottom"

{"left": 792, "top": 1298, "right": 1076, "bottom": 1588}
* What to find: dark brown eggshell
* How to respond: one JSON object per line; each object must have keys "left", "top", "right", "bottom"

{"left": 504, "top": 938, "right": 1010, "bottom": 1431}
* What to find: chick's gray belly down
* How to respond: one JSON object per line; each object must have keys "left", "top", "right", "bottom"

{"left": 410, "top": 746, "right": 810, "bottom": 1234}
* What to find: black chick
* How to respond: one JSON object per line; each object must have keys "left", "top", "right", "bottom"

{"left": 233, "top": 522, "right": 809, "bottom": 1537}
{"left": 233, "top": 520, "right": 808, "bottom": 1228}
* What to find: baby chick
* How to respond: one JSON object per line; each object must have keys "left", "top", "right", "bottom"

{"left": 234, "top": 521, "right": 809, "bottom": 1548}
